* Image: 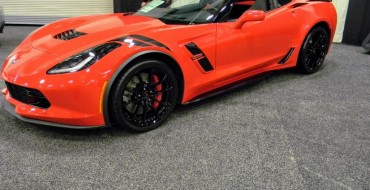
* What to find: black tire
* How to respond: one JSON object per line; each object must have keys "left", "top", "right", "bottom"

{"left": 109, "top": 60, "right": 178, "bottom": 132}
{"left": 297, "top": 26, "right": 330, "bottom": 74}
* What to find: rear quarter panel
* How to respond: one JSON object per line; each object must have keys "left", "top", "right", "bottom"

{"left": 278, "top": 0, "right": 337, "bottom": 68}
{"left": 292, "top": 1, "right": 337, "bottom": 50}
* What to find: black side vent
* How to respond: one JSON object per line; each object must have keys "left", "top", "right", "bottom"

{"left": 5, "top": 82, "right": 51, "bottom": 109}
{"left": 185, "top": 42, "right": 203, "bottom": 55}
{"left": 54, "top": 29, "right": 86, "bottom": 41}
{"left": 279, "top": 47, "right": 295, "bottom": 64}
{"left": 291, "top": 3, "right": 308, "bottom": 8}
{"left": 185, "top": 42, "right": 214, "bottom": 72}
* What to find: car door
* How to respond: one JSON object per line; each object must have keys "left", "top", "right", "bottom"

{"left": 215, "top": 0, "right": 300, "bottom": 86}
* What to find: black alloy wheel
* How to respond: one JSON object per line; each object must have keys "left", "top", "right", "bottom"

{"left": 109, "top": 60, "right": 178, "bottom": 132}
{"left": 298, "top": 26, "right": 330, "bottom": 74}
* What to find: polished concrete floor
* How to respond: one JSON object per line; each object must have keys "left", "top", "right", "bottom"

{"left": 0, "top": 26, "right": 369, "bottom": 189}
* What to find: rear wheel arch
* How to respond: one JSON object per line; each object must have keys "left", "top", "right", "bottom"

{"left": 103, "top": 51, "right": 184, "bottom": 127}
{"left": 297, "top": 23, "right": 331, "bottom": 74}
{"left": 313, "top": 21, "right": 331, "bottom": 43}
{"left": 290, "top": 21, "right": 331, "bottom": 65}
{"left": 299, "top": 21, "right": 331, "bottom": 46}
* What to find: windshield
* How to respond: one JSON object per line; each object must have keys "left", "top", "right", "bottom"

{"left": 135, "top": 0, "right": 231, "bottom": 24}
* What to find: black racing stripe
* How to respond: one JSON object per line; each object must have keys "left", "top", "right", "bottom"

{"left": 130, "top": 35, "right": 170, "bottom": 50}
{"left": 185, "top": 42, "right": 214, "bottom": 72}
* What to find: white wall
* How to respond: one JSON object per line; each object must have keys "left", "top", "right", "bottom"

{"left": 2, "top": 0, "right": 113, "bottom": 25}
{"left": 332, "top": 0, "right": 350, "bottom": 43}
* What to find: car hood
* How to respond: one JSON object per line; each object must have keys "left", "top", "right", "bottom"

{"left": 29, "top": 14, "right": 168, "bottom": 57}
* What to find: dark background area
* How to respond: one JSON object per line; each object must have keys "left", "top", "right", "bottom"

{"left": 113, "top": 0, "right": 143, "bottom": 13}
{"left": 342, "top": 0, "right": 370, "bottom": 45}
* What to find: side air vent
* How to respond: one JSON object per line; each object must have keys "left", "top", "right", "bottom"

{"left": 5, "top": 82, "right": 51, "bottom": 109}
{"left": 185, "top": 42, "right": 214, "bottom": 72}
{"left": 279, "top": 47, "right": 295, "bottom": 64}
{"left": 291, "top": 3, "right": 308, "bottom": 8}
{"left": 54, "top": 29, "right": 86, "bottom": 41}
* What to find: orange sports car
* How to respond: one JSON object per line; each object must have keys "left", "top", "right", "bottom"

{"left": 1, "top": 0, "right": 337, "bottom": 131}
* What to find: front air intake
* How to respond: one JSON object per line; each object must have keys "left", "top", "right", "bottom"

{"left": 5, "top": 82, "right": 51, "bottom": 109}
{"left": 54, "top": 29, "right": 86, "bottom": 41}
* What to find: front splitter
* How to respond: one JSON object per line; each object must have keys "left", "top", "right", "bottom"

{"left": 2, "top": 100, "right": 105, "bottom": 129}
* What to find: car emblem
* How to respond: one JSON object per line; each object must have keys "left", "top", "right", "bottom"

{"left": 11, "top": 59, "right": 20, "bottom": 64}
{"left": 9, "top": 55, "right": 19, "bottom": 65}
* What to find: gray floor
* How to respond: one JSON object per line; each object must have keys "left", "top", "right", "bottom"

{"left": 0, "top": 26, "right": 369, "bottom": 189}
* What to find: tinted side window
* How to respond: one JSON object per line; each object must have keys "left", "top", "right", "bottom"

{"left": 277, "top": 0, "right": 291, "bottom": 7}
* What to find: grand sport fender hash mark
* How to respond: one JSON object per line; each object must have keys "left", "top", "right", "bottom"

{"left": 113, "top": 35, "right": 170, "bottom": 50}
{"left": 129, "top": 35, "right": 171, "bottom": 50}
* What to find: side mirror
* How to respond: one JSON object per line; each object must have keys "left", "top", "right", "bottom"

{"left": 234, "top": 10, "right": 265, "bottom": 29}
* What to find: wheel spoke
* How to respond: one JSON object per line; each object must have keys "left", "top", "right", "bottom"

{"left": 135, "top": 73, "right": 144, "bottom": 85}
{"left": 315, "top": 45, "right": 326, "bottom": 50}
{"left": 306, "top": 56, "right": 314, "bottom": 69}
{"left": 142, "top": 105, "right": 148, "bottom": 121}
{"left": 306, "top": 48, "right": 315, "bottom": 56}
{"left": 125, "top": 88, "right": 134, "bottom": 93}
{"left": 317, "top": 34, "right": 325, "bottom": 47}
{"left": 123, "top": 99, "right": 139, "bottom": 106}
{"left": 148, "top": 104, "right": 160, "bottom": 118}
{"left": 148, "top": 69, "right": 154, "bottom": 85}
{"left": 154, "top": 74, "right": 167, "bottom": 87}
{"left": 133, "top": 104, "right": 139, "bottom": 115}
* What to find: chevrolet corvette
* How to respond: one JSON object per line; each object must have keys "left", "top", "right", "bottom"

{"left": 1, "top": 0, "right": 337, "bottom": 131}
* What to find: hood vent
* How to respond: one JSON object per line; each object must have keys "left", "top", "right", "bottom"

{"left": 54, "top": 29, "right": 86, "bottom": 41}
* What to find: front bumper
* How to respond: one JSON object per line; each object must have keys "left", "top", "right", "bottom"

{"left": 2, "top": 99, "right": 105, "bottom": 129}
{"left": 1, "top": 45, "right": 113, "bottom": 128}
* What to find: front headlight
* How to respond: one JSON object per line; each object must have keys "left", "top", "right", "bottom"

{"left": 47, "top": 42, "right": 121, "bottom": 74}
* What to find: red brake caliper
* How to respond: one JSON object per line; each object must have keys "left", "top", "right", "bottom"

{"left": 152, "top": 75, "right": 162, "bottom": 109}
